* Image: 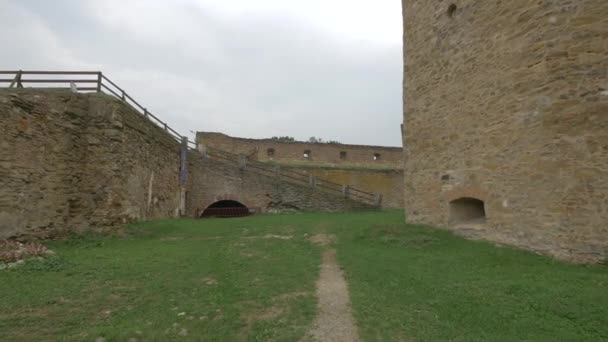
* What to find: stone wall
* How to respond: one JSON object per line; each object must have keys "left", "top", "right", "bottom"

{"left": 402, "top": 0, "right": 608, "bottom": 262}
{"left": 0, "top": 89, "right": 182, "bottom": 239}
{"left": 186, "top": 154, "right": 376, "bottom": 216}
{"left": 0, "top": 89, "right": 378, "bottom": 239}
{"left": 197, "top": 132, "right": 403, "bottom": 169}
{"left": 196, "top": 131, "right": 404, "bottom": 209}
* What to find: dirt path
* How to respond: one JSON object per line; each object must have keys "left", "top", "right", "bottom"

{"left": 308, "top": 240, "right": 360, "bottom": 341}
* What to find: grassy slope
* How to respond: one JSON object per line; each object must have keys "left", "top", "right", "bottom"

{"left": 1, "top": 211, "right": 607, "bottom": 341}
{"left": 329, "top": 211, "right": 608, "bottom": 341}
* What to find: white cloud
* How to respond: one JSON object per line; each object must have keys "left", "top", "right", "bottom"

{"left": 188, "top": 0, "right": 403, "bottom": 45}
{"left": 0, "top": 1, "right": 91, "bottom": 69}
{"left": 1, "top": 0, "right": 403, "bottom": 146}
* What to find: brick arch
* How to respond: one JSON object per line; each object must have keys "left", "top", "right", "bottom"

{"left": 443, "top": 186, "right": 490, "bottom": 225}
{"left": 444, "top": 186, "right": 489, "bottom": 203}
{"left": 198, "top": 193, "right": 252, "bottom": 217}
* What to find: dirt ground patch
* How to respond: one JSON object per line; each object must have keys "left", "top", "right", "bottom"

{"left": 262, "top": 234, "right": 294, "bottom": 240}
{"left": 243, "top": 304, "right": 284, "bottom": 325}
{"left": 239, "top": 290, "right": 310, "bottom": 337}
{"left": 308, "top": 233, "right": 335, "bottom": 247}
{"left": 241, "top": 234, "right": 294, "bottom": 240}
{"left": 198, "top": 276, "right": 218, "bottom": 286}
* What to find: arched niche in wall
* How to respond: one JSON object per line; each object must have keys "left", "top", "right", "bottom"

{"left": 449, "top": 197, "right": 486, "bottom": 225}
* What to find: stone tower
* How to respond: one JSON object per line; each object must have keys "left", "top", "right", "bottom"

{"left": 402, "top": 0, "right": 608, "bottom": 262}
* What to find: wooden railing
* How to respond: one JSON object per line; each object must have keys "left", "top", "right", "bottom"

{"left": 0, "top": 70, "right": 101, "bottom": 91}
{"left": 0, "top": 70, "right": 195, "bottom": 148}
{"left": 0, "top": 70, "right": 382, "bottom": 206}
{"left": 204, "top": 146, "right": 382, "bottom": 206}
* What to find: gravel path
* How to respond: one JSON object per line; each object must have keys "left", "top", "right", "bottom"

{"left": 308, "top": 248, "right": 360, "bottom": 342}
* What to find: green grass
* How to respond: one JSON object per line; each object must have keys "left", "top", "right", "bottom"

{"left": 0, "top": 217, "right": 320, "bottom": 341}
{"left": 327, "top": 212, "right": 608, "bottom": 341}
{"left": 1, "top": 211, "right": 607, "bottom": 341}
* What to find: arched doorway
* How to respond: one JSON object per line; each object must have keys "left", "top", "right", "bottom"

{"left": 200, "top": 200, "right": 250, "bottom": 218}
{"left": 449, "top": 197, "right": 486, "bottom": 225}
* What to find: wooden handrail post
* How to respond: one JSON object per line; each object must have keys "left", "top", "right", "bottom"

{"left": 121, "top": 90, "right": 126, "bottom": 101}
{"left": 342, "top": 185, "right": 350, "bottom": 198}
{"left": 9, "top": 70, "right": 22, "bottom": 88}
{"left": 309, "top": 175, "right": 317, "bottom": 188}
{"left": 143, "top": 108, "right": 149, "bottom": 118}
{"left": 163, "top": 123, "right": 168, "bottom": 131}
{"left": 238, "top": 155, "right": 247, "bottom": 170}
{"left": 180, "top": 136, "right": 188, "bottom": 185}
{"left": 9, "top": 73, "right": 16, "bottom": 88}
{"left": 179, "top": 136, "right": 188, "bottom": 216}
{"left": 96, "top": 72, "right": 102, "bottom": 92}
{"left": 374, "top": 194, "right": 383, "bottom": 206}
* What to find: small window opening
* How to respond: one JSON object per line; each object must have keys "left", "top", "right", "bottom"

{"left": 373, "top": 153, "right": 381, "bottom": 161}
{"left": 447, "top": 4, "right": 457, "bottom": 18}
{"left": 267, "top": 148, "right": 275, "bottom": 156}
{"left": 303, "top": 150, "right": 311, "bottom": 159}
{"left": 449, "top": 197, "right": 486, "bottom": 225}
{"left": 339, "top": 151, "right": 347, "bottom": 160}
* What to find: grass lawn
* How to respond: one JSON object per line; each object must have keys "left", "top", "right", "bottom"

{"left": 0, "top": 219, "right": 320, "bottom": 341}
{"left": 1, "top": 211, "right": 607, "bottom": 341}
{"left": 330, "top": 212, "right": 608, "bottom": 341}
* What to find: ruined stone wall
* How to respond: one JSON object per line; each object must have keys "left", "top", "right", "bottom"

{"left": 402, "top": 0, "right": 608, "bottom": 262}
{"left": 197, "top": 132, "right": 403, "bottom": 169}
{"left": 0, "top": 89, "right": 181, "bottom": 239}
{"left": 0, "top": 89, "right": 378, "bottom": 239}
{"left": 282, "top": 167, "right": 403, "bottom": 209}
{"left": 186, "top": 154, "right": 376, "bottom": 216}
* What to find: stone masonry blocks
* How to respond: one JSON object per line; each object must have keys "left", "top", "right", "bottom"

{"left": 402, "top": 0, "right": 608, "bottom": 262}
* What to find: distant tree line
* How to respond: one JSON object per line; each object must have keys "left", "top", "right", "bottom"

{"left": 307, "top": 136, "right": 341, "bottom": 144}
{"left": 269, "top": 136, "right": 341, "bottom": 144}
{"left": 270, "top": 136, "right": 296, "bottom": 142}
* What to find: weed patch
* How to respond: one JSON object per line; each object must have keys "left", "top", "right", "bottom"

{"left": 0, "top": 240, "right": 54, "bottom": 263}
{"left": 19, "top": 256, "right": 72, "bottom": 272}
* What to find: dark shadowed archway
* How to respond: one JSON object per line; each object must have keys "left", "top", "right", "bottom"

{"left": 449, "top": 197, "right": 486, "bottom": 225}
{"left": 200, "top": 200, "right": 250, "bottom": 218}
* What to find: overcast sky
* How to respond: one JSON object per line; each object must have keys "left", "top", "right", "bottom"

{"left": 1, "top": 0, "right": 403, "bottom": 146}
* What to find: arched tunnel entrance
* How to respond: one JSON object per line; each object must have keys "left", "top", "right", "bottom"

{"left": 200, "top": 200, "right": 251, "bottom": 218}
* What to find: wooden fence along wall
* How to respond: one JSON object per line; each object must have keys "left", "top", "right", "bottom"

{"left": 0, "top": 70, "right": 382, "bottom": 207}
